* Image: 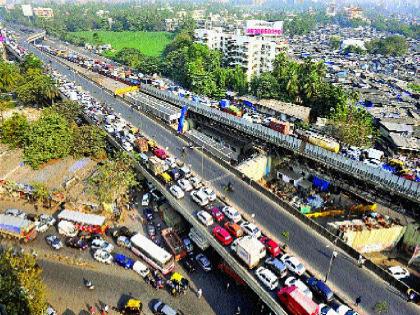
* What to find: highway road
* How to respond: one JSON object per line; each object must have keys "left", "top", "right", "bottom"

{"left": 26, "top": 43, "right": 419, "bottom": 315}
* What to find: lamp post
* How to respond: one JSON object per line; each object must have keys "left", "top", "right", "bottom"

{"left": 325, "top": 248, "right": 338, "bottom": 283}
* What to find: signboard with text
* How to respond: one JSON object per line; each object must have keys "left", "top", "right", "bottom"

{"left": 245, "top": 20, "right": 283, "bottom": 36}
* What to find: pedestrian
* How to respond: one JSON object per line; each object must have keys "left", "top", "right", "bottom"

{"left": 355, "top": 296, "right": 362, "bottom": 306}
{"left": 103, "top": 304, "right": 109, "bottom": 313}
{"left": 226, "top": 282, "right": 230, "bottom": 291}
{"left": 407, "top": 288, "right": 418, "bottom": 303}
{"left": 196, "top": 288, "right": 202, "bottom": 298}
{"left": 235, "top": 306, "right": 241, "bottom": 315}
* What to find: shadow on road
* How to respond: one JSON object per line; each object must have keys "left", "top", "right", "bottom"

{"left": 63, "top": 310, "right": 75, "bottom": 315}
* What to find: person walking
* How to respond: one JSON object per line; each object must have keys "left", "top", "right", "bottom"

{"left": 196, "top": 288, "right": 202, "bottom": 298}
{"left": 355, "top": 296, "right": 362, "bottom": 306}
{"left": 226, "top": 282, "right": 230, "bottom": 291}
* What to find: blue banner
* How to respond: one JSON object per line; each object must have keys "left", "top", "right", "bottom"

{"left": 177, "top": 105, "right": 188, "bottom": 133}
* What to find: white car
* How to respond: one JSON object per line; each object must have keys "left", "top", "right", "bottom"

{"left": 191, "top": 190, "right": 209, "bottom": 206}
{"left": 39, "top": 214, "right": 56, "bottom": 226}
{"left": 177, "top": 178, "right": 193, "bottom": 192}
{"left": 331, "top": 303, "right": 359, "bottom": 315}
{"left": 230, "top": 238, "right": 240, "bottom": 252}
{"left": 284, "top": 276, "right": 313, "bottom": 299}
{"left": 122, "top": 141, "right": 133, "bottom": 152}
{"left": 200, "top": 187, "right": 216, "bottom": 201}
{"left": 91, "top": 239, "right": 114, "bottom": 253}
{"left": 255, "top": 267, "right": 278, "bottom": 290}
{"left": 318, "top": 304, "right": 339, "bottom": 315}
{"left": 104, "top": 124, "right": 114, "bottom": 133}
{"left": 221, "top": 206, "right": 242, "bottom": 223}
{"left": 169, "top": 185, "right": 185, "bottom": 199}
{"left": 117, "top": 236, "right": 131, "bottom": 248}
{"left": 133, "top": 260, "right": 150, "bottom": 278}
{"left": 388, "top": 266, "right": 410, "bottom": 280}
{"left": 197, "top": 210, "right": 214, "bottom": 226}
{"left": 45, "top": 235, "right": 63, "bottom": 250}
{"left": 5, "top": 208, "right": 26, "bottom": 218}
{"left": 94, "top": 249, "right": 113, "bottom": 264}
{"left": 240, "top": 221, "right": 261, "bottom": 238}
{"left": 165, "top": 157, "right": 177, "bottom": 169}
{"left": 363, "top": 158, "right": 382, "bottom": 168}
{"left": 281, "top": 254, "right": 306, "bottom": 276}
{"left": 141, "top": 193, "right": 150, "bottom": 206}
{"left": 190, "top": 176, "right": 203, "bottom": 189}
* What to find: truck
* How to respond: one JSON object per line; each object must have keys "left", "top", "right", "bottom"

{"left": 217, "top": 262, "right": 246, "bottom": 286}
{"left": 134, "top": 137, "right": 149, "bottom": 153}
{"left": 148, "top": 156, "right": 166, "bottom": 176}
{"left": 234, "top": 236, "right": 266, "bottom": 269}
{"left": 269, "top": 119, "right": 292, "bottom": 135}
{"left": 188, "top": 227, "right": 209, "bottom": 251}
{"left": 0, "top": 214, "right": 37, "bottom": 242}
{"left": 161, "top": 228, "right": 187, "bottom": 261}
{"left": 277, "top": 286, "right": 319, "bottom": 315}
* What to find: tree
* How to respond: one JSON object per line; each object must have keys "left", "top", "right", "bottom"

{"left": 328, "top": 103, "right": 376, "bottom": 147}
{"left": 16, "top": 73, "right": 59, "bottom": 107}
{"left": 114, "top": 47, "right": 144, "bottom": 68}
{"left": 88, "top": 152, "right": 137, "bottom": 204}
{"left": 0, "top": 248, "right": 48, "bottom": 315}
{"left": 48, "top": 100, "right": 82, "bottom": 122}
{"left": 0, "top": 98, "right": 14, "bottom": 122}
{"left": 162, "top": 31, "right": 193, "bottom": 57}
{"left": 374, "top": 301, "right": 389, "bottom": 314}
{"left": 329, "top": 36, "right": 341, "bottom": 50}
{"left": 226, "top": 65, "right": 248, "bottom": 95}
{"left": 31, "top": 182, "right": 50, "bottom": 207}
{"left": 0, "top": 62, "right": 23, "bottom": 93}
{"left": 343, "top": 45, "right": 366, "bottom": 55}
{"left": 21, "top": 54, "right": 43, "bottom": 74}
{"left": 250, "top": 72, "right": 280, "bottom": 99}
{"left": 365, "top": 35, "right": 408, "bottom": 56}
{"left": 24, "top": 112, "right": 74, "bottom": 168}
{"left": 0, "top": 113, "right": 30, "bottom": 148}
{"left": 72, "top": 125, "right": 107, "bottom": 159}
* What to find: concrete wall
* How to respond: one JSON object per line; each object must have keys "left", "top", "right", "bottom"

{"left": 236, "top": 154, "right": 270, "bottom": 181}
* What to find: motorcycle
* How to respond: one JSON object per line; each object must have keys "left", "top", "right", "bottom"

{"left": 84, "top": 279, "right": 95, "bottom": 290}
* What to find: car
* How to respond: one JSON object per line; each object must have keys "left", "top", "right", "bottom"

{"left": 189, "top": 176, "right": 202, "bottom": 189}
{"left": 240, "top": 221, "right": 261, "bottom": 238}
{"left": 190, "top": 190, "right": 209, "bottom": 206}
{"left": 114, "top": 253, "right": 135, "bottom": 269}
{"left": 104, "top": 125, "right": 114, "bottom": 133}
{"left": 65, "top": 237, "right": 88, "bottom": 250}
{"left": 152, "top": 299, "right": 181, "bottom": 315}
{"left": 197, "top": 210, "right": 214, "bottom": 226}
{"left": 330, "top": 302, "right": 359, "bottom": 315}
{"left": 210, "top": 207, "right": 225, "bottom": 222}
{"left": 169, "top": 185, "right": 185, "bottom": 199}
{"left": 45, "top": 235, "right": 63, "bottom": 250}
{"left": 4, "top": 208, "right": 26, "bottom": 218}
{"left": 221, "top": 206, "right": 241, "bottom": 223}
{"left": 255, "top": 267, "right": 278, "bottom": 290}
{"left": 46, "top": 305, "right": 57, "bottom": 315}
{"left": 116, "top": 236, "right": 131, "bottom": 248}
{"left": 259, "top": 236, "right": 282, "bottom": 257}
{"left": 133, "top": 260, "right": 150, "bottom": 278}
{"left": 363, "top": 158, "right": 382, "bottom": 168}
{"left": 141, "top": 193, "right": 150, "bottom": 206}
{"left": 177, "top": 178, "right": 193, "bottom": 192}
{"left": 388, "top": 266, "right": 410, "bottom": 280}
{"left": 281, "top": 254, "right": 306, "bottom": 276}
{"left": 143, "top": 208, "right": 154, "bottom": 221}
{"left": 284, "top": 276, "right": 312, "bottom": 299}
{"left": 165, "top": 157, "right": 177, "bottom": 169}
{"left": 195, "top": 253, "right": 212, "bottom": 272}
{"left": 264, "top": 257, "right": 288, "bottom": 279}
{"left": 200, "top": 187, "right": 216, "bottom": 201}
{"left": 91, "top": 239, "right": 114, "bottom": 253}
{"left": 94, "top": 249, "right": 113, "bottom": 264}
{"left": 213, "top": 225, "right": 233, "bottom": 246}
{"left": 122, "top": 141, "right": 133, "bottom": 152}
{"left": 318, "top": 304, "right": 339, "bottom": 315}
{"left": 38, "top": 214, "right": 56, "bottom": 226}
{"left": 305, "top": 277, "right": 334, "bottom": 302}
{"left": 182, "top": 237, "right": 194, "bottom": 255}
{"left": 224, "top": 221, "right": 243, "bottom": 238}
{"left": 147, "top": 223, "right": 157, "bottom": 239}
{"left": 181, "top": 257, "right": 197, "bottom": 273}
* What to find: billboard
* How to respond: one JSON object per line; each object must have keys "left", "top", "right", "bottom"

{"left": 245, "top": 20, "right": 283, "bottom": 36}
{"left": 21, "top": 4, "right": 33, "bottom": 17}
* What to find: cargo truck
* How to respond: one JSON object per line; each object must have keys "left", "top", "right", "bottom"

{"left": 148, "top": 156, "right": 166, "bottom": 176}
{"left": 161, "top": 228, "right": 187, "bottom": 261}
{"left": 0, "top": 214, "right": 37, "bottom": 242}
{"left": 134, "top": 137, "right": 149, "bottom": 153}
{"left": 234, "top": 236, "right": 266, "bottom": 269}
{"left": 277, "top": 286, "right": 319, "bottom": 315}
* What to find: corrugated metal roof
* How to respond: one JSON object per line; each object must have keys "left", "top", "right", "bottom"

{"left": 58, "top": 210, "right": 105, "bottom": 226}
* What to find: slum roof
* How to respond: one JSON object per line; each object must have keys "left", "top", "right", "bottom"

{"left": 388, "top": 133, "right": 420, "bottom": 151}
{"left": 256, "top": 99, "right": 311, "bottom": 122}
{"left": 380, "top": 122, "right": 413, "bottom": 133}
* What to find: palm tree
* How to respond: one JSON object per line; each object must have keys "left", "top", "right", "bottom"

{"left": 31, "top": 182, "right": 50, "bottom": 208}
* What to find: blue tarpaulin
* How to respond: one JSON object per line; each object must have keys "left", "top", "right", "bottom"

{"left": 177, "top": 105, "right": 188, "bottom": 133}
{"left": 242, "top": 100, "right": 256, "bottom": 111}
{"left": 306, "top": 195, "right": 324, "bottom": 209}
{"left": 219, "top": 99, "right": 230, "bottom": 108}
{"left": 312, "top": 176, "right": 330, "bottom": 191}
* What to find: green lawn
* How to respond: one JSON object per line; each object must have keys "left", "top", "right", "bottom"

{"left": 70, "top": 31, "right": 174, "bottom": 57}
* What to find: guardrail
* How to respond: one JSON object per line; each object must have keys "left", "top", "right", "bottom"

{"left": 140, "top": 84, "right": 420, "bottom": 204}
{"left": 26, "top": 31, "right": 46, "bottom": 43}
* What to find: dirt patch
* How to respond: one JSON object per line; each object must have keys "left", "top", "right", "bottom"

{"left": 3, "top": 106, "right": 42, "bottom": 122}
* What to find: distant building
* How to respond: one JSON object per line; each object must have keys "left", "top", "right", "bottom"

{"left": 379, "top": 121, "right": 420, "bottom": 156}
{"left": 164, "top": 18, "right": 179, "bottom": 32}
{"left": 341, "top": 39, "right": 366, "bottom": 51}
{"left": 326, "top": 4, "right": 336, "bottom": 17}
{"left": 344, "top": 6, "right": 363, "bottom": 20}
{"left": 33, "top": 7, "right": 54, "bottom": 18}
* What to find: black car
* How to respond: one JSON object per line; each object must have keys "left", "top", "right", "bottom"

{"left": 143, "top": 208, "right": 154, "bottom": 222}
{"left": 65, "top": 237, "right": 88, "bottom": 250}
{"left": 305, "top": 277, "right": 334, "bottom": 302}
{"left": 181, "top": 257, "right": 196, "bottom": 273}
{"left": 118, "top": 226, "right": 135, "bottom": 238}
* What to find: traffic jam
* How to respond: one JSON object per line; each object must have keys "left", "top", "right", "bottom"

{"left": 24, "top": 41, "right": 364, "bottom": 315}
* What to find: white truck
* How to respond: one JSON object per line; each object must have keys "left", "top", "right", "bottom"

{"left": 233, "top": 236, "right": 266, "bottom": 269}
{"left": 188, "top": 227, "right": 209, "bottom": 251}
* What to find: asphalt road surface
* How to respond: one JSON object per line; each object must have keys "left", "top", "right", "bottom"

{"left": 26, "top": 43, "right": 419, "bottom": 315}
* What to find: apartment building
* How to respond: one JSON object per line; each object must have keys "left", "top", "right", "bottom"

{"left": 33, "top": 7, "right": 54, "bottom": 18}
{"left": 194, "top": 21, "right": 286, "bottom": 81}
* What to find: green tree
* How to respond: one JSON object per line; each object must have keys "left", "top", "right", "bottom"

{"left": 328, "top": 103, "right": 376, "bottom": 147}
{"left": 21, "top": 53, "right": 44, "bottom": 74}
{"left": 48, "top": 100, "right": 82, "bottom": 122}
{"left": 72, "top": 125, "right": 107, "bottom": 159}
{"left": 31, "top": 181, "right": 50, "bottom": 207}
{"left": 0, "top": 113, "right": 30, "bottom": 148}
{"left": 114, "top": 47, "right": 144, "bottom": 68}
{"left": 343, "top": 45, "right": 366, "bottom": 55}
{"left": 226, "top": 65, "right": 248, "bottom": 95}
{"left": 250, "top": 72, "right": 280, "bottom": 99}
{"left": 16, "top": 73, "right": 59, "bottom": 107}
{"left": 0, "top": 248, "right": 48, "bottom": 315}
{"left": 162, "top": 31, "right": 193, "bottom": 57}
{"left": 374, "top": 300, "right": 389, "bottom": 314}
{"left": 24, "top": 112, "right": 74, "bottom": 168}
{"left": 0, "top": 62, "right": 23, "bottom": 92}
{"left": 0, "top": 98, "right": 14, "bottom": 122}
{"left": 365, "top": 35, "right": 408, "bottom": 56}
{"left": 329, "top": 35, "right": 341, "bottom": 50}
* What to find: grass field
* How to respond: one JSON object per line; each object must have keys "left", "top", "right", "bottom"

{"left": 70, "top": 31, "right": 174, "bottom": 57}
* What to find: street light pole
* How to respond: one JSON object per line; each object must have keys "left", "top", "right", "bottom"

{"left": 325, "top": 250, "right": 338, "bottom": 283}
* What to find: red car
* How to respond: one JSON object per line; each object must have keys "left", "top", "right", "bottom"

{"left": 210, "top": 207, "right": 224, "bottom": 222}
{"left": 153, "top": 148, "right": 168, "bottom": 160}
{"left": 259, "top": 236, "right": 281, "bottom": 257}
{"left": 213, "top": 225, "right": 233, "bottom": 246}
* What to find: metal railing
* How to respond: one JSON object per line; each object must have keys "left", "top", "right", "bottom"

{"left": 140, "top": 84, "right": 420, "bottom": 203}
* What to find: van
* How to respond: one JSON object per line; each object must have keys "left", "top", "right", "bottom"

{"left": 168, "top": 168, "right": 180, "bottom": 181}
{"left": 265, "top": 257, "right": 288, "bottom": 278}
{"left": 133, "top": 260, "right": 150, "bottom": 278}
{"left": 159, "top": 172, "right": 172, "bottom": 184}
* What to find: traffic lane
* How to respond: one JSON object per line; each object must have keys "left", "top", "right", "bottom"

{"left": 34, "top": 48, "right": 418, "bottom": 314}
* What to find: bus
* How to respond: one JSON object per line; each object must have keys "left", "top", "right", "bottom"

{"left": 130, "top": 233, "right": 175, "bottom": 275}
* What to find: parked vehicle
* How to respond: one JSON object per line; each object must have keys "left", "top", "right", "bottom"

{"left": 143, "top": 208, "right": 154, "bottom": 221}
{"left": 281, "top": 254, "right": 306, "bottom": 276}
{"left": 177, "top": 178, "right": 193, "bottom": 192}
{"left": 114, "top": 253, "right": 135, "bottom": 269}
{"left": 161, "top": 228, "right": 187, "bottom": 261}
{"left": 284, "top": 276, "right": 313, "bottom": 299}
{"left": 119, "top": 298, "right": 143, "bottom": 315}
{"left": 210, "top": 207, "right": 224, "bottom": 222}
{"left": 169, "top": 185, "right": 184, "bottom": 199}
{"left": 57, "top": 220, "right": 78, "bottom": 237}
{"left": 196, "top": 253, "right": 212, "bottom": 272}
{"left": 255, "top": 266, "right": 278, "bottom": 290}
{"left": 0, "top": 214, "right": 37, "bottom": 242}
{"left": 277, "top": 286, "right": 319, "bottom": 315}
{"left": 224, "top": 221, "right": 243, "bottom": 238}
{"left": 182, "top": 237, "right": 194, "bottom": 255}
{"left": 142, "top": 193, "right": 150, "bottom": 206}
{"left": 65, "top": 237, "right": 88, "bottom": 250}
{"left": 160, "top": 172, "right": 172, "bottom": 184}
{"left": 93, "top": 249, "right": 113, "bottom": 264}
{"left": 190, "top": 176, "right": 202, "bottom": 189}
{"left": 188, "top": 227, "right": 210, "bottom": 251}
{"left": 168, "top": 169, "right": 181, "bottom": 181}
{"left": 182, "top": 257, "right": 196, "bottom": 273}
{"left": 197, "top": 210, "right": 214, "bottom": 226}
{"left": 4, "top": 208, "right": 26, "bottom": 219}
{"left": 148, "top": 156, "right": 166, "bottom": 176}
{"left": 117, "top": 235, "right": 131, "bottom": 248}
{"left": 318, "top": 304, "right": 338, "bottom": 315}
{"left": 152, "top": 299, "right": 181, "bottom": 315}
{"left": 191, "top": 190, "right": 209, "bottom": 206}
{"left": 221, "top": 206, "right": 241, "bottom": 223}
{"left": 265, "top": 257, "right": 288, "bottom": 279}
{"left": 134, "top": 137, "right": 149, "bottom": 152}
{"left": 330, "top": 302, "right": 359, "bottom": 315}
{"left": 305, "top": 277, "right": 334, "bottom": 302}
{"left": 154, "top": 148, "right": 168, "bottom": 160}
{"left": 260, "top": 236, "right": 282, "bottom": 257}
{"left": 213, "top": 225, "right": 233, "bottom": 246}
{"left": 91, "top": 239, "right": 114, "bottom": 252}
{"left": 240, "top": 221, "right": 262, "bottom": 238}
{"left": 133, "top": 260, "right": 150, "bottom": 278}
{"left": 45, "top": 235, "right": 63, "bottom": 250}
{"left": 200, "top": 187, "right": 216, "bottom": 201}
{"left": 388, "top": 266, "right": 410, "bottom": 280}
{"left": 233, "top": 236, "right": 266, "bottom": 269}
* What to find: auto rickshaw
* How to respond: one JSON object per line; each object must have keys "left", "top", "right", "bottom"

{"left": 120, "top": 298, "right": 142, "bottom": 315}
